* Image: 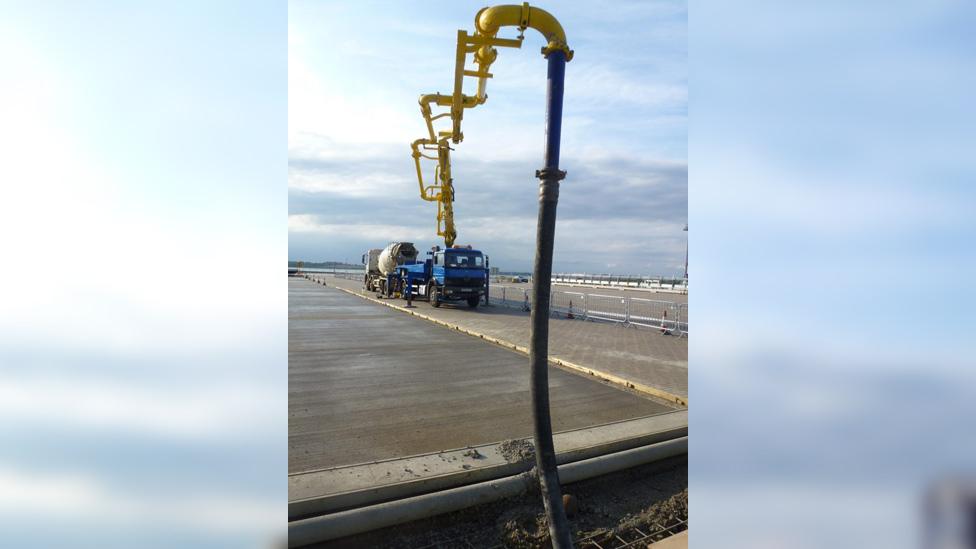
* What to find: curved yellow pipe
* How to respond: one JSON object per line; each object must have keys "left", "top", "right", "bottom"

{"left": 411, "top": 3, "right": 570, "bottom": 248}
{"left": 475, "top": 3, "right": 573, "bottom": 60}
{"left": 419, "top": 93, "right": 482, "bottom": 141}
{"left": 410, "top": 139, "right": 439, "bottom": 201}
{"left": 411, "top": 135, "right": 456, "bottom": 246}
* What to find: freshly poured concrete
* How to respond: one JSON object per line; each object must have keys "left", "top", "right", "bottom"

{"left": 289, "top": 278, "right": 674, "bottom": 475}
{"left": 327, "top": 274, "right": 689, "bottom": 401}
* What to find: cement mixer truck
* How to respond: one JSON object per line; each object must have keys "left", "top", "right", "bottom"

{"left": 363, "top": 243, "right": 489, "bottom": 308}
{"left": 362, "top": 242, "right": 419, "bottom": 295}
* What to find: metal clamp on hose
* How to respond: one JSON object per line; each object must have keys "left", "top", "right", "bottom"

{"left": 535, "top": 167, "right": 567, "bottom": 180}
{"left": 535, "top": 168, "right": 566, "bottom": 203}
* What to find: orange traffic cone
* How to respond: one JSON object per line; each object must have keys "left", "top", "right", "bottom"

{"left": 567, "top": 300, "right": 575, "bottom": 319}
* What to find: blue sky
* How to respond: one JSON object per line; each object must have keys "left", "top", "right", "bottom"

{"left": 690, "top": 2, "right": 976, "bottom": 547}
{"left": 288, "top": 0, "right": 687, "bottom": 275}
{"left": 0, "top": 2, "right": 285, "bottom": 546}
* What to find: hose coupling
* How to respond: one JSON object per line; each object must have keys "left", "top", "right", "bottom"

{"left": 535, "top": 167, "right": 567, "bottom": 181}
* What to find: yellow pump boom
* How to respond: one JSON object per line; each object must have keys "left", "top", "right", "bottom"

{"left": 410, "top": 2, "right": 573, "bottom": 248}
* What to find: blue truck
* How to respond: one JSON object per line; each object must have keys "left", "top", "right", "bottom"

{"left": 389, "top": 245, "right": 489, "bottom": 308}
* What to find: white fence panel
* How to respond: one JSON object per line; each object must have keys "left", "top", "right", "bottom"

{"left": 629, "top": 298, "right": 677, "bottom": 330}
{"left": 550, "top": 290, "right": 585, "bottom": 317}
{"left": 584, "top": 294, "right": 628, "bottom": 323}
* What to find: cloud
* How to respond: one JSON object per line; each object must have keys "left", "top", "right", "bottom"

{"left": 0, "top": 464, "right": 282, "bottom": 537}
{"left": 493, "top": 56, "right": 687, "bottom": 112}
{"left": 0, "top": 6, "right": 286, "bottom": 548}
{"left": 289, "top": 1, "right": 687, "bottom": 274}
{"left": 289, "top": 147, "right": 687, "bottom": 272}
{"left": 0, "top": 374, "right": 281, "bottom": 440}
{"left": 693, "top": 482, "right": 912, "bottom": 549}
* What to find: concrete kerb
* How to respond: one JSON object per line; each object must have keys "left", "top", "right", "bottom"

{"left": 289, "top": 411, "right": 687, "bottom": 520}
{"left": 331, "top": 284, "right": 688, "bottom": 408}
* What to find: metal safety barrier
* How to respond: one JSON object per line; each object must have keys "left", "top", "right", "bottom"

{"left": 489, "top": 285, "right": 688, "bottom": 336}
{"left": 488, "top": 285, "right": 534, "bottom": 311}
{"left": 552, "top": 272, "right": 688, "bottom": 292}
{"left": 583, "top": 293, "right": 629, "bottom": 323}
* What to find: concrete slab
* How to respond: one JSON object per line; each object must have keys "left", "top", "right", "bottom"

{"left": 289, "top": 278, "right": 675, "bottom": 475}
{"left": 325, "top": 275, "right": 688, "bottom": 402}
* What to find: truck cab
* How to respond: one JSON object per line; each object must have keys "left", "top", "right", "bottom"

{"left": 398, "top": 245, "right": 488, "bottom": 308}
{"left": 431, "top": 247, "right": 486, "bottom": 307}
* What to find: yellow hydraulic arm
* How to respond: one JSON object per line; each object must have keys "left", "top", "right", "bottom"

{"left": 410, "top": 2, "right": 573, "bottom": 248}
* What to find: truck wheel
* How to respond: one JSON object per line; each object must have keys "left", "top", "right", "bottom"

{"left": 467, "top": 296, "right": 479, "bottom": 308}
{"left": 429, "top": 284, "right": 441, "bottom": 308}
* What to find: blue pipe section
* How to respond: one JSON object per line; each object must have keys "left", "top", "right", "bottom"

{"left": 544, "top": 50, "right": 566, "bottom": 170}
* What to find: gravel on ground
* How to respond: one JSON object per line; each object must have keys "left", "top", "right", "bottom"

{"left": 315, "top": 456, "right": 687, "bottom": 548}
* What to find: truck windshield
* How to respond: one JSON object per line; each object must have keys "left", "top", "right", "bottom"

{"left": 445, "top": 253, "right": 483, "bottom": 268}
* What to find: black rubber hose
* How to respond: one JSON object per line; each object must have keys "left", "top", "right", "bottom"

{"left": 529, "top": 49, "right": 573, "bottom": 549}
